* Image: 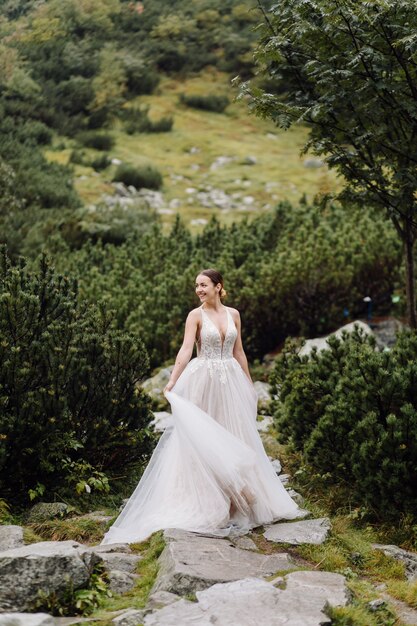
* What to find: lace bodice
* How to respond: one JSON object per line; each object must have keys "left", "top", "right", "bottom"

{"left": 198, "top": 306, "right": 237, "bottom": 360}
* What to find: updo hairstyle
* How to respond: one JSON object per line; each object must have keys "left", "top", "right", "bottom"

{"left": 200, "top": 268, "right": 227, "bottom": 299}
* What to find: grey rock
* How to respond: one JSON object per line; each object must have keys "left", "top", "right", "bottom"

{"left": 303, "top": 158, "right": 325, "bottom": 168}
{"left": 89, "top": 543, "right": 132, "bottom": 554}
{"left": 150, "top": 411, "right": 173, "bottom": 432}
{"left": 241, "top": 156, "right": 257, "bottom": 165}
{"left": 373, "top": 544, "right": 417, "bottom": 581}
{"left": 372, "top": 318, "right": 404, "bottom": 349}
{"left": 264, "top": 518, "right": 331, "bottom": 546}
{"left": 299, "top": 321, "right": 374, "bottom": 357}
{"left": 270, "top": 459, "right": 282, "bottom": 474}
{"left": 144, "top": 571, "right": 348, "bottom": 626}
{"left": 368, "top": 598, "right": 386, "bottom": 611}
{"left": 75, "top": 512, "right": 113, "bottom": 527}
{"left": 142, "top": 367, "right": 173, "bottom": 405}
{"left": 0, "top": 526, "right": 24, "bottom": 551}
{"left": 253, "top": 381, "right": 272, "bottom": 410}
{"left": 153, "top": 529, "right": 295, "bottom": 595}
{"left": 146, "top": 591, "right": 181, "bottom": 611}
{"left": 26, "top": 502, "right": 69, "bottom": 523}
{"left": 0, "top": 540, "right": 101, "bottom": 612}
{"left": 256, "top": 415, "right": 273, "bottom": 433}
{"left": 210, "top": 156, "right": 234, "bottom": 170}
{"left": 108, "top": 570, "right": 140, "bottom": 594}
{"left": 231, "top": 536, "right": 258, "bottom": 551}
{"left": 286, "top": 489, "right": 305, "bottom": 507}
{"left": 112, "top": 609, "right": 145, "bottom": 626}
{"left": 0, "top": 615, "right": 55, "bottom": 626}
{"left": 279, "top": 473, "right": 290, "bottom": 485}
{"left": 99, "top": 552, "right": 141, "bottom": 573}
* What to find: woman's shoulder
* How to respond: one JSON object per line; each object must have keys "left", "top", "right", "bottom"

{"left": 225, "top": 306, "right": 240, "bottom": 320}
{"left": 187, "top": 306, "right": 202, "bottom": 320}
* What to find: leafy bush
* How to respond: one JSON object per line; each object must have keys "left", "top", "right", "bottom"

{"left": 0, "top": 249, "right": 154, "bottom": 505}
{"left": 179, "top": 93, "right": 230, "bottom": 113}
{"left": 270, "top": 328, "right": 417, "bottom": 519}
{"left": 112, "top": 163, "right": 163, "bottom": 190}
{"left": 77, "top": 132, "right": 115, "bottom": 151}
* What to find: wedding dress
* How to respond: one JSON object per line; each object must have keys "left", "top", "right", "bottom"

{"left": 101, "top": 306, "right": 300, "bottom": 545}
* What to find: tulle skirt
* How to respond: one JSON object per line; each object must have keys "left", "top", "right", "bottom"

{"left": 101, "top": 357, "right": 299, "bottom": 545}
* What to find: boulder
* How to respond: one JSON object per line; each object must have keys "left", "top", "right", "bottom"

{"left": 264, "top": 518, "right": 331, "bottom": 546}
{"left": 256, "top": 415, "right": 273, "bottom": 433}
{"left": 0, "top": 614, "right": 55, "bottom": 626}
{"left": 270, "top": 459, "right": 282, "bottom": 475}
{"left": 143, "top": 571, "right": 349, "bottom": 625}
{"left": 142, "top": 367, "right": 173, "bottom": 406}
{"left": 108, "top": 570, "right": 139, "bottom": 595}
{"left": 0, "top": 526, "right": 24, "bottom": 551}
{"left": 286, "top": 489, "right": 305, "bottom": 508}
{"left": 88, "top": 543, "right": 132, "bottom": 555}
{"left": 231, "top": 536, "right": 258, "bottom": 551}
{"left": 0, "top": 540, "right": 101, "bottom": 612}
{"left": 253, "top": 381, "right": 272, "bottom": 411}
{"left": 146, "top": 591, "right": 181, "bottom": 611}
{"left": 152, "top": 529, "right": 296, "bottom": 595}
{"left": 96, "top": 552, "right": 141, "bottom": 574}
{"left": 26, "top": 503, "right": 69, "bottom": 524}
{"left": 298, "top": 321, "right": 373, "bottom": 357}
{"left": 372, "top": 318, "right": 404, "bottom": 349}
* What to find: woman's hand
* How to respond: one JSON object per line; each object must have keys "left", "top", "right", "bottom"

{"left": 164, "top": 380, "right": 175, "bottom": 394}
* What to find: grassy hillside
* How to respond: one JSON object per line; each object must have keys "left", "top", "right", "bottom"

{"left": 46, "top": 70, "right": 342, "bottom": 232}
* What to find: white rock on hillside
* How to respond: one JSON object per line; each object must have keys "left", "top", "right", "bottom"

{"left": 298, "top": 321, "right": 373, "bottom": 357}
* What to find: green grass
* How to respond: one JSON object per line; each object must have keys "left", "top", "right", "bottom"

{"left": 89, "top": 531, "right": 165, "bottom": 619}
{"left": 46, "top": 69, "right": 342, "bottom": 233}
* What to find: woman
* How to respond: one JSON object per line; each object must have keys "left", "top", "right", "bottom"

{"left": 102, "top": 269, "right": 299, "bottom": 545}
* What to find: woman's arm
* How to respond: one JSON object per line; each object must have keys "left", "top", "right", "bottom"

{"left": 164, "top": 310, "right": 199, "bottom": 393}
{"left": 232, "top": 309, "right": 253, "bottom": 384}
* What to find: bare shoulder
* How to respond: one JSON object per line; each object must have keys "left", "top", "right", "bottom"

{"left": 226, "top": 306, "right": 241, "bottom": 323}
{"left": 187, "top": 307, "right": 202, "bottom": 322}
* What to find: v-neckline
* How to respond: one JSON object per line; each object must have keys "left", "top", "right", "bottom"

{"left": 201, "top": 305, "right": 229, "bottom": 348}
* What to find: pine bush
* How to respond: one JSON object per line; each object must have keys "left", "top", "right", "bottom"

{"left": 270, "top": 328, "right": 417, "bottom": 519}
{"left": 112, "top": 163, "right": 163, "bottom": 190}
{"left": 0, "top": 249, "right": 153, "bottom": 504}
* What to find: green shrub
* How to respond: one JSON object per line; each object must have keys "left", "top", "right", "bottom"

{"left": 112, "top": 163, "right": 163, "bottom": 190}
{"left": 270, "top": 328, "right": 417, "bottom": 519}
{"left": 122, "top": 106, "right": 173, "bottom": 134}
{"left": 179, "top": 93, "right": 230, "bottom": 113}
{"left": 0, "top": 249, "right": 154, "bottom": 505}
{"left": 91, "top": 154, "right": 111, "bottom": 171}
{"left": 77, "top": 132, "right": 115, "bottom": 151}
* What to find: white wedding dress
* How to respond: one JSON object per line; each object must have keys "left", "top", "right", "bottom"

{"left": 102, "top": 306, "right": 300, "bottom": 545}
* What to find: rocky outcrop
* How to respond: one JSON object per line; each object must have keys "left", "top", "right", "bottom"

{"left": 143, "top": 571, "right": 349, "bottom": 625}
{"left": 152, "top": 529, "right": 296, "bottom": 595}
{"left": 298, "top": 321, "right": 373, "bottom": 357}
{"left": 111, "top": 609, "right": 145, "bottom": 625}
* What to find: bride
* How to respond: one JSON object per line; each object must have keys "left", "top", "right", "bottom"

{"left": 102, "top": 269, "right": 299, "bottom": 545}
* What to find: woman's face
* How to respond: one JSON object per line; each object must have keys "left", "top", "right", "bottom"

{"left": 195, "top": 274, "right": 219, "bottom": 303}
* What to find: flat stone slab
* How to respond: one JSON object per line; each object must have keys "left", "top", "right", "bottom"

{"left": 97, "top": 552, "right": 141, "bottom": 573}
{"left": 0, "top": 540, "right": 101, "bottom": 612}
{"left": 112, "top": 608, "right": 145, "bottom": 625}
{"left": 264, "top": 518, "right": 331, "bottom": 545}
{"left": 153, "top": 529, "right": 295, "bottom": 595}
{"left": 0, "top": 614, "right": 55, "bottom": 626}
{"left": 0, "top": 526, "right": 24, "bottom": 551}
{"left": 144, "top": 571, "right": 349, "bottom": 625}
{"left": 108, "top": 569, "right": 140, "bottom": 594}
{"left": 373, "top": 544, "right": 417, "bottom": 580}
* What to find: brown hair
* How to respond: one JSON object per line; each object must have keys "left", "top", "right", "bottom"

{"left": 199, "top": 268, "right": 227, "bottom": 299}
